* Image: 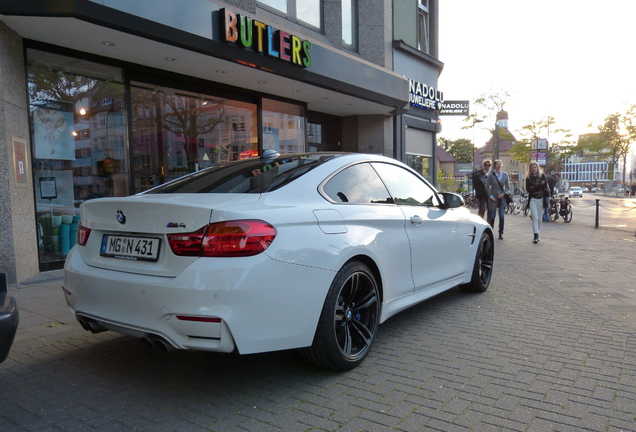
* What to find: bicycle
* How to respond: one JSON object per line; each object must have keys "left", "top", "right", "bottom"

{"left": 513, "top": 192, "right": 528, "bottom": 216}
{"left": 463, "top": 194, "right": 479, "bottom": 209}
{"left": 504, "top": 197, "right": 515, "bottom": 214}
{"left": 557, "top": 194, "right": 572, "bottom": 223}
{"left": 547, "top": 193, "right": 560, "bottom": 221}
{"left": 548, "top": 193, "right": 572, "bottom": 222}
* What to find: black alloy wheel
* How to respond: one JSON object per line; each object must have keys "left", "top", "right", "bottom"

{"left": 461, "top": 232, "right": 494, "bottom": 293}
{"left": 300, "top": 261, "right": 380, "bottom": 370}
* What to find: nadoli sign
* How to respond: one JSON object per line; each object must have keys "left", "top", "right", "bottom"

{"left": 408, "top": 79, "right": 443, "bottom": 110}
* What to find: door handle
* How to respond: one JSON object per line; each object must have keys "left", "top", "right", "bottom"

{"left": 410, "top": 215, "right": 423, "bottom": 225}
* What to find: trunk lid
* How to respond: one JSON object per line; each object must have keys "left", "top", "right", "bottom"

{"left": 76, "top": 194, "right": 260, "bottom": 277}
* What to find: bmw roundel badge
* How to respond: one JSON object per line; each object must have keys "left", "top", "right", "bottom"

{"left": 116, "top": 210, "right": 126, "bottom": 224}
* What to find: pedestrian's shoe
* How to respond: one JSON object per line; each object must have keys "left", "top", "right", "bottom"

{"left": 533, "top": 234, "right": 539, "bottom": 244}
{"left": 499, "top": 232, "right": 503, "bottom": 240}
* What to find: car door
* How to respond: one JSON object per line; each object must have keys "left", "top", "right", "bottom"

{"left": 320, "top": 162, "right": 414, "bottom": 301}
{"left": 371, "top": 162, "right": 469, "bottom": 293}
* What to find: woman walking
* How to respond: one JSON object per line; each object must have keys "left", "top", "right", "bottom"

{"left": 525, "top": 162, "right": 549, "bottom": 244}
{"left": 486, "top": 159, "right": 510, "bottom": 240}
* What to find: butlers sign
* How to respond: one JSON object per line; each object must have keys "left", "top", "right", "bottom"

{"left": 220, "top": 8, "right": 312, "bottom": 68}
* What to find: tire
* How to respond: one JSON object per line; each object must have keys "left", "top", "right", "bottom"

{"left": 523, "top": 205, "right": 529, "bottom": 217}
{"left": 300, "top": 261, "right": 380, "bottom": 370}
{"left": 461, "top": 232, "right": 494, "bottom": 293}
{"left": 563, "top": 206, "right": 572, "bottom": 223}
{"left": 549, "top": 203, "right": 559, "bottom": 221}
{"left": 513, "top": 201, "right": 521, "bottom": 215}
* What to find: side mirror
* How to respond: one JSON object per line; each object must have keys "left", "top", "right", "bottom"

{"left": 439, "top": 192, "right": 465, "bottom": 209}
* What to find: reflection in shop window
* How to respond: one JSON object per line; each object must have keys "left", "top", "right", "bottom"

{"left": 262, "top": 99, "right": 305, "bottom": 154}
{"left": 130, "top": 84, "right": 258, "bottom": 192}
{"left": 27, "top": 48, "right": 128, "bottom": 265}
{"left": 406, "top": 154, "right": 431, "bottom": 183}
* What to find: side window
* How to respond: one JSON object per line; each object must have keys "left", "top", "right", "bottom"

{"left": 322, "top": 163, "right": 393, "bottom": 204}
{"left": 372, "top": 162, "right": 440, "bottom": 207}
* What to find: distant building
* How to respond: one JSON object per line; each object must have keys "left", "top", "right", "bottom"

{"left": 476, "top": 111, "right": 526, "bottom": 193}
{"left": 562, "top": 133, "right": 632, "bottom": 193}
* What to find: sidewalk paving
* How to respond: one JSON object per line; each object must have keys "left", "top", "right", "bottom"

{"left": 1, "top": 210, "right": 635, "bottom": 431}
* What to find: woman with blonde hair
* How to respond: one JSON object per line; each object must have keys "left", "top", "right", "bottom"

{"left": 525, "top": 162, "right": 549, "bottom": 243}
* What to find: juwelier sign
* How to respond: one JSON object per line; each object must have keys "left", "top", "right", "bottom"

{"left": 439, "top": 100, "right": 470, "bottom": 116}
{"left": 220, "top": 8, "right": 312, "bottom": 67}
{"left": 408, "top": 79, "right": 444, "bottom": 110}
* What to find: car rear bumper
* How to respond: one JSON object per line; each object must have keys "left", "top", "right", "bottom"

{"left": 0, "top": 294, "right": 19, "bottom": 363}
{"left": 63, "top": 247, "right": 335, "bottom": 355}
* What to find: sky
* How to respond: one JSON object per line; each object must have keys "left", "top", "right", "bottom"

{"left": 437, "top": 0, "right": 636, "bottom": 149}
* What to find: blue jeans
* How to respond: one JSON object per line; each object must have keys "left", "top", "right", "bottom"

{"left": 542, "top": 195, "right": 551, "bottom": 221}
{"left": 488, "top": 198, "right": 506, "bottom": 234}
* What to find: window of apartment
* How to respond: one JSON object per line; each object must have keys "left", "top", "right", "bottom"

{"left": 342, "top": 0, "right": 357, "bottom": 49}
{"left": 418, "top": 0, "right": 430, "bottom": 53}
{"left": 259, "top": 0, "right": 321, "bottom": 29}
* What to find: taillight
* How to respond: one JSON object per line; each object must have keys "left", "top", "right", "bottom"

{"left": 167, "top": 220, "right": 276, "bottom": 257}
{"left": 77, "top": 221, "right": 91, "bottom": 246}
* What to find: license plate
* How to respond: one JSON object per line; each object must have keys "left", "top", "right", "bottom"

{"left": 100, "top": 235, "right": 161, "bottom": 261}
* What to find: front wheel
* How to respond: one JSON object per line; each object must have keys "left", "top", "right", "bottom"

{"left": 563, "top": 206, "right": 572, "bottom": 223}
{"left": 461, "top": 232, "right": 494, "bottom": 293}
{"left": 300, "top": 261, "right": 380, "bottom": 370}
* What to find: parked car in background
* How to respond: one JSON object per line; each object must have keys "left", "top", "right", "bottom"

{"left": 0, "top": 272, "right": 19, "bottom": 364}
{"left": 569, "top": 187, "right": 583, "bottom": 198}
{"left": 64, "top": 152, "right": 495, "bottom": 370}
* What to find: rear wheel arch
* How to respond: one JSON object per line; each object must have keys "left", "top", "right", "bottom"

{"left": 345, "top": 255, "right": 383, "bottom": 303}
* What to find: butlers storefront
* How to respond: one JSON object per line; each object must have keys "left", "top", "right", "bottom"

{"left": 0, "top": 1, "right": 409, "bottom": 283}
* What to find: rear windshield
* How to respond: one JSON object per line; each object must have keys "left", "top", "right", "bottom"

{"left": 143, "top": 153, "right": 340, "bottom": 194}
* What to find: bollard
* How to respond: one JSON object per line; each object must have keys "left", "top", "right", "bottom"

{"left": 595, "top": 199, "right": 600, "bottom": 228}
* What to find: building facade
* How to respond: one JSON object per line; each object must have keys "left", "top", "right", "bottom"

{"left": 0, "top": 0, "right": 441, "bottom": 283}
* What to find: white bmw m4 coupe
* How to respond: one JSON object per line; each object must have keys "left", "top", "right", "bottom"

{"left": 64, "top": 152, "right": 494, "bottom": 370}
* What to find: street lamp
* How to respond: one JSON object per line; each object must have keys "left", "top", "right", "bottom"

{"left": 472, "top": 119, "right": 484, "bottom": 193}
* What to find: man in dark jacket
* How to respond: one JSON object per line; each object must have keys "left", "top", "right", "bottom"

{"left": 472, "top": 160, "right": 491, "bottom": 219}
{"left": 543, "top": 172, "right": 561, "bottom": 221}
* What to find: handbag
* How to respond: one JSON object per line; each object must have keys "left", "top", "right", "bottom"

{"left": 504, "top": 193, "right": 513, "bottom": 204}
{"left": 492, "top": 172, "right": 512, "bottom": 204}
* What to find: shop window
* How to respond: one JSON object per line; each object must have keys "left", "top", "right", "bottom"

{"left": 262, "top": 99, "right": 305, "bottom": 154}
{"left": 27, "top": 48, "right": 128, "bottom": 266}
{"left": 406, "top": 154, "right": 431, "bottom": 182}
{"left": 130, "top": 84, "right": 258, "bottom": 191}
{"left": 307, "top": 123, "right": 322, "bottom": 152}
{"left": 259, "top": 0, "right": 321, "bottom": 29}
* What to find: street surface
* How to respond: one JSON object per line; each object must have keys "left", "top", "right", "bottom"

{"left": 566, "top": 193, "right": 636, "bottom": 233}
{"left": 1, "top": 206, "right": 635, "bottom": 431}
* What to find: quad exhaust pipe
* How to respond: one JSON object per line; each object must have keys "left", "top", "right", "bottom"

{"left": 77, "top": 316, "right": 108, "bottom": 334}
{"left": 140, "top": 335, "right": 176, "bottom": 353}
{"left": 76, "top": 315, "right": 175, "bottom": 352}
